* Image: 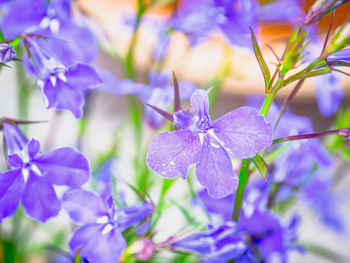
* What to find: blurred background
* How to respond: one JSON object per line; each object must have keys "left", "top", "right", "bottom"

{"left": 0, "top": 0, "right": 350, "bottom": 262}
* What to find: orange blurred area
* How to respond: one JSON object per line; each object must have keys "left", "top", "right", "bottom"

{"left": 77, "top": 0, "right": 350, "bottom": 98}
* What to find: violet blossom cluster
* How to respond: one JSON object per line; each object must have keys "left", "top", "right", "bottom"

{"left": 0, "top": 0, "right": 350, "bottom": 262}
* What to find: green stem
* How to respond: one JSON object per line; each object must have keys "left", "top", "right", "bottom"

{"left": 260, "top": 77, "right": 283, "bottom": 117}
{"left": 124, "top": 0, "right": 147, "bottom": 79}
{"left": 232, "top": 159, "right": 250, "bottom": 221}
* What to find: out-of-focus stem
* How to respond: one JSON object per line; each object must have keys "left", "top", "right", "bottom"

{"left": 232, "top": 159, "right": 250, "bottom": 221}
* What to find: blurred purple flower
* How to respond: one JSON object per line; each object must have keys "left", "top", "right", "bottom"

{"left": 172, "top": 222, "right": 247, "bottom": 262}
{"left": 327, "top": 48, "right": 350, "bottom": 63}
{"left": 301, "top": 172, "right": 345, "bottom": 232}
{"left": 97, "top": 69, "right": 197, "bottom": 128}
{"left": 259, "top": 0, "right": 303, "bottom": 24}
{"left": 62, "top": 189, "right": 153, "bottom": 263}
{"left": 0, "top": 43, "right": 16, "bottom": 63}
{"left": 0, "top": 123, "right": 89, "bottom": 223}
{"left": 197, "top": 188, "right": 301, "bottom": 261}
{"left": 314, "top": 73, "right": 343, "bottom": 117}
{"left": 27, "top": 38, "right": 101, "bottom": 118}
{"left": 147, "top": 89, "right": 272, "bottom": 198}
{"left": 173, "top": 0, "right": 258, "bottom": 47}
{"left": 173, "top": 0, "right": 302, "bottom": 47}
{"left": 1, "top": 0, "right": 97, "bottom": 65}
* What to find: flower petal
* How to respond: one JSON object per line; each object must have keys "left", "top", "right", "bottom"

{"left": 33, "top": 147, "right": 89, "bottom": 188}
{"left": 147, "top": 130, "right": 201, "bottom": 179}
{"left": 315, "top": 73, "right": 343, "bottom": 117}
{"left": 212, "top": 106, "right": 272, "bottom": 159}
{"left": 0, "top": 169, "right": 24, "bottom": 223}
{"left": 40, "top": 78, "right": 85, "bottom": 118}
{"left": 66, "top": 64, "right": 102, "bottom": 93}
{"left": 62, "top": 189, "right": 108, "bottom": 225}
{"left": 69, "top": 224, "right": 126, "bottom": 263}
{"left": 2, "top": 123, "right": 28, "bottom": 155}
{"left": 196, "top": 135, "right": 238, "bottom": 199}
{"left": 190, "top": 89, "right": 210, "bottom": 122}
{"left": 22, "top": 170, "right": 60, "bottom": 222}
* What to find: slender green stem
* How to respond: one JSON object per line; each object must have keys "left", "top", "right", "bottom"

{"left": 124, "top": 0, "right": 147, "bottom": 79}
{"left": 232, "top": 159, "right": 250, "bottom": 221}
{"left": 260, "top": 77, "right": 283, "bottom": 117}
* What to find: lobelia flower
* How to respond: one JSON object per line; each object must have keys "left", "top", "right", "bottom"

{"left": 147, "top": 89, "right": 272, "bottom": 199}
{"left": 62, "top": 189, "right": 154, "bottom": 263}
{"left": 171, "top": 221, "right": 247, "bottom": 262}
{"left": 0, "top": 43, "right": 17, "bottom": 63}
{"left": 196, "top": 188, "right": 301, "bottom": 262}
{"left": 173, "top": 0, "right": 302, "bottom": 48}
{"left": 173, "top": 0, "right": 259, "bottom": 47}
{"left": 27, "top": 38, "right": 102, "bottom": 118}
{"left": 259, "top": 0, "right": 303, "bottom": 25}
{"left": 1, "top": 0, "right": 98, "bottom": 65}
{"left": 0, "top": 122, "right": 90, "bottom": 223}
{"left": 97, "top": 69, "right": 197, "bottom": 128}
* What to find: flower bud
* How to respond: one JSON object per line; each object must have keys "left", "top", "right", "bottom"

{"left": 304, "top": 0, "right": 349, "bottom": 25}
{"left": 127, "top": 238, "right": 156, "bottom": 261}
{"left": 326, "top": 18, "right": 350, "bottom": 54}
{"left": 0, "top": 43, "right": 16, "bottom": 63}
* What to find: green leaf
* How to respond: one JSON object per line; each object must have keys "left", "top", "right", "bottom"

{"left": 250, "top": 28, "right": 271, "bottom": 92}
{"left": 283, "top": 66, "right": 331, "bottom": 87}
{"left": 74, "top": 248, "right": 82, "bottom": 263}
{"left": 301, "top": 241, "right": 344, "bottom": 262}
{"left": 251, "top": 154, "right": 268, "bottom": 180}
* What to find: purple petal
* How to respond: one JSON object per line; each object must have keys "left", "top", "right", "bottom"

{"left": 7, "top": 154, "right": 24, "bottom": 168}
{"left": 190, "top": 89, "right": 210, "bottom": 122}
{"left": 39, "top": 78, "right": 85, "bottom": 118}
{"left": 196, "top": 135, "right": 238, "bottom": 199}
{"left": 32, "top": 147, "right": 89, "bottom": 188}
{"left": 315, "top": 73, "right": 343, "bottom": 117}
{"left": 2, "top": 123, "right": 28, "bottom": 155}
{"left": 22, "top": 170, "right": 60, "bottom": 222}
{"left": 62, "top": 189, "right": 108, "bottom": 225}
{"left": 147, "top": 130, "right": 201, "bottom": 179}
{"left": 66, "top": 64, "right": 102, "bottom": 93}
{"left": 198, "top": 189, "right": 233, "bottom": 220}
{"left": 212, "top": 106, "right": 272, "bottom": 159}
{"left": 0, "top": 169, "right": 25, "bottom": 222}
{"left": 327, "top": 48, "right": 350, "bottom": 63}
{"left": 0, "top": 0, "right": 46, "bottom": 38}
{"left": 259, "top": 0, "right": 303, "bottom": 24}
{"left": 27, "top": 138, "right": 40, "bottom": 159}
{"left": 45, "top": 20, "right": 98, "bottom": 65}
{"left": 69, "top": 224, "right": 126, "bottom": 263}
{"left": 179, "top": 81, "right": 198, "bottom": 100}
{"left": 215, "top": 0, "right": 259, "bottom": 48}
{"left": 95, "top": 68, "right": 143, "bottom": 95}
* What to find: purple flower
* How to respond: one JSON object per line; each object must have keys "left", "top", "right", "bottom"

{"left": 27, "top": 38, "right": 102, "bottom": 118}
{"left": 259, "top": 0, "right": 303, "bottom": 24}
{"left": 0, "top": 123, "right": 89, "bottom": 222}
{"left": 62, "top": 189, "right": 154, "bottom": 263}
{"left": 97, "top": 70, "right": 197, "bottom": 127}
{"left": 314, "top": 73, "right": 343, "bottom": 117}
{"left": 0, "top": 43, "right": 16, "bottom": 63}
{"left": 197, "top": 189, "right": 300, "bottom": 261}
{"left": 173, "top": 0, "right": 259, "bottom": 48}
{"left": 1, "top": 0, "right": 97, "bottom": 65}
{"left": 147, "top": 89, "right": 272, "bottom": 199}
{"left": 172, "top": 222, "right": 247, "bottom": 262}
{"left": 327, "top": 48, "right": 350, "bottom": 63}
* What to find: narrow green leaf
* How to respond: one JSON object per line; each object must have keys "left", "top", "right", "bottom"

{"left": 283, "top": 66, "right": 331, "bottom": 87}
{"left": 74, "top": 248, "right": 82, "bottom": 263}
{"left": 250, "top": 28, "right": 271, "bottom": 92}
{"left": 251, "top": 154, "right": 268, "bottom": 180}
{"left": 301, "top": 241, "right": 344, "bottom": 262}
